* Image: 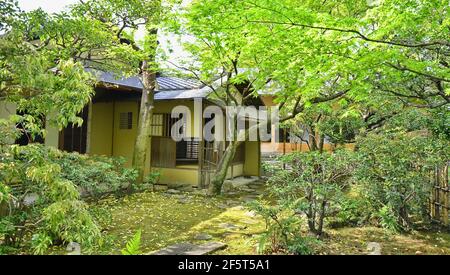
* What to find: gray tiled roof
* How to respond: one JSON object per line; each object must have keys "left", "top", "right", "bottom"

{"left": 89, "top": 69, "right": 210, "bottom": 100}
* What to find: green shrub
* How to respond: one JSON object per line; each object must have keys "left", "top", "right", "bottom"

{"left": 252, "top": 150, "right": 357, "bottom": 254}
{"left": 132, "top": 170, "right": 161, "bottom": 192}
{"left": 376, "top": 205, "right": 401, "bottom": 233}
{"left": 356, "top": 132, "right": 450, "bottom": 231}
{"left": 0, "top": 144, "right": 104, "bottom": 254}
{"left": 249, "top": 201, "right": 319, "bottom": 255}
{"left": 328, "top": 196, "right": 370, "bottom": 228}
{"left": 266, "top": 150, "right": 357, "bottom": 236}
{"left": 56, "top": 152, "right": 138, "bottom": 199}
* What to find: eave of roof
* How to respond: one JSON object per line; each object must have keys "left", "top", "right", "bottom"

{"left": 87, "top": 69, "right": 211, "bottom": 100}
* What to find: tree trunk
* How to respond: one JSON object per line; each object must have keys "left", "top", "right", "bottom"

{"left": 318, "top": 134, "right": 325, "bottom": 153}
{"left": 208, "top": 141, "right": 241, "bottom": 196}
{"left": 316, "top": 200, "right": 327, "bottom": 236}
{"left": 308, "top": 126, "right": 318, "bottom": 152}
{"left": 306, "top": 188, "right": 316, "bottom": 233}
{"left": 132, "top": 60, "right": 156, "bottom": 185}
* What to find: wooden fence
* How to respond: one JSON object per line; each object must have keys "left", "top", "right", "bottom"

{"left": 431, "top": 162, "right": 449, "bottom": 226}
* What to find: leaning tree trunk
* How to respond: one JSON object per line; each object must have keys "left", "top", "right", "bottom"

{"left": 132, "top": 60, "right": 156, "bottom": 185}
{"left": 208, "top": 141, "right": 242, "bottom": 196}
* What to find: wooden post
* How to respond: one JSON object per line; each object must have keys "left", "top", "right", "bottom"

{"left": 198, "top": 139, "right": 204, "bottom": 188}
{"left": 431, "top": 169, "right": 436, "bottom": 220}
{"left": 443, "top": 164, "right": 449, "bottom": 226}
{"left": 436, "top": 167, "right": 441, "bottom": 221}
{"left": 283, "top": 129, "right": 286, "bottom": 169}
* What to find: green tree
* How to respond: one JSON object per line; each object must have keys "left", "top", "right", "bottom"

{"left": 70, "top": 0, "right": 179, "bottom": 185}
{"left": 171, "top": 0, "right": 351, "bottom": 195}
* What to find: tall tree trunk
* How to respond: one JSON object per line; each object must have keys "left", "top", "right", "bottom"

{"left": 308, "top": 126, "right": 318, "bottom": 152}
{"left": 318, "top": 134, "right": 325, "bottom": 153}
{"left": 208, "top": 141, "right": 241, "bottom": 196}
{"left": 133, "top": 59, "right": 156, "bottom": 185}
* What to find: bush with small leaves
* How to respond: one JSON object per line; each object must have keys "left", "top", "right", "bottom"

{"left": 0, "top": 143, "right": 104, "bottom": 254}
{"left": 266, "top": 150, "right": 357, "bottom": 236}
{"left": 356, "top": 132, "right": 450, "bottom": 231}
{"left": 56, "top": 152, "right": 138, "bottom": 199}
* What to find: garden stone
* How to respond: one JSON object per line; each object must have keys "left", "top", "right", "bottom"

{"left": 194, "top": 233, "right": 213, "bottom": 241}
{"left": 152, "top": 242, "right": 226, "bottom": 255}
{"left": 217, "top": 204, "right": 228, "bottom": 210}
{"left": 245, "top": 211, "right": 257, "bottom": 217}
{"left": 167, "top": 189, "right": 181, "bottom": 194}
{"left": 23, "top": 193, "right": 38, "bottom": 207}
{"left": 219, "top": 223, "right": 240, "bottom": 230}
{"left": 241, "top": 196, "right": 258, "bottom": 203}
{"left": 178, "top": 198, "right": 191, "bottom": 204}
{"left": 226, "top": 200, "right": 240, "bottom": 206}
{"left": 66, "top": 242, "right": 81, "bottom": 255}
{"left": 192, "top": 189, "right": 209, "bottom": 196}
{"left": 367, "top": 242, "right": 382, "bottom": 255}
{"left": 153, "top": 185, "right": 168, "bottom": 192}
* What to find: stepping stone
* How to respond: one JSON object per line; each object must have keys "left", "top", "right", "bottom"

{"left": 152, "top": 242, "right": 227, "bottom": 255}
{"left": 219, "top": 223, "right": 240, "bottom": 230}
{"left": 241, "top": 196, "right": 258, "bottom": 203}
{"left": 184, "top": 242, "right": 227, "bottom": 255}
{"left": 217, "top": 204, "right": 228, "bottom": 210}
{"left": 23, "top": 193, "right": 38, "bottom": 206}
{"left": 178, "top": 198, "right": 191, "bottom": 204}
{"left": 153, "top": 185, "right": 168, "bottom": 192}
{"left": 194, "top": 233, "right": 213, "bottom": 241}
{"left": 245, "top": 211, "right": 257, "bottom": 217}
{"left": 367, "top": 242, "right": 382, "bottom": 255}
{"left": 167, "top": 189, "right": 181, "bottom": 194}
{"left": 226, "top": 200, "right": 240, "bottom": 206}
{"left": 66, "top": 242, "right": 81, "bottom": 255}
{"left": 240, "top": 188, "right": 256, "bottom": 193}
{"left": 192, "top": 189, "right": 208, "bottom": 196}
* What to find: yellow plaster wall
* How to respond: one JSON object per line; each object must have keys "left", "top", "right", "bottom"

{"left": 226, "top": 163, "right": 244, "bottom": 179}
{"left": 244, "top": 141, "right": 260, "bottom": 177}
{"left": 45, "top": 119, "right": 59, "bottom": 148}
{"left": 156, "top": 167, "right": 199, "bottom": 186}
{"left": 89, "top": 102, "right": 114, "bottom": 156}
{"left": 112, "top": 101, "right": 139, "bottom": 166}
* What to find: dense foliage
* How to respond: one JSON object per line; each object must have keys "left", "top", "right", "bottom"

{"left": 0, "top": 142, "right": 141, "bottom": 254}
{"left": 251, "top": 150, "right": 356, "bottom": 254}
{"left": 356, "top": 133, "right": 450, "bottom": 231}
{"left": 0, "top": 143, "right": 102, "bottom": 254}
{"left": 57, "top": 153, "right": 137, "bottom": 199}
{"left": 0, "top": 0, "right": 449, "bottom": 255}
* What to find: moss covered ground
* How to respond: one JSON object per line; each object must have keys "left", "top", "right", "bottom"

{"left": 93, "top": 191, "right": 266, "bottom": 255}
{"left": 88, "top": 190, "right": 450, "bottom": 255}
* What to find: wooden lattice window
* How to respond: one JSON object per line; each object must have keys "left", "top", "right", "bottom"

{"left": 151, "top": 114, "right": 177, "bottom": 137}
{"left": 176, "top": 139, "right": 200, "bottom": 164}
{"left": 119, "top": 112, "right": 133, "bottom": 130}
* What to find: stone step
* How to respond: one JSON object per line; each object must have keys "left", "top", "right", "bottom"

{"left": 151, "top": 242, "right": 227, "bottom": 255}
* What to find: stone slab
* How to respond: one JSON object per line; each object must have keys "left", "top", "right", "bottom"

{"left": 152, "top": 242, "right": 227, "bottom": 255}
